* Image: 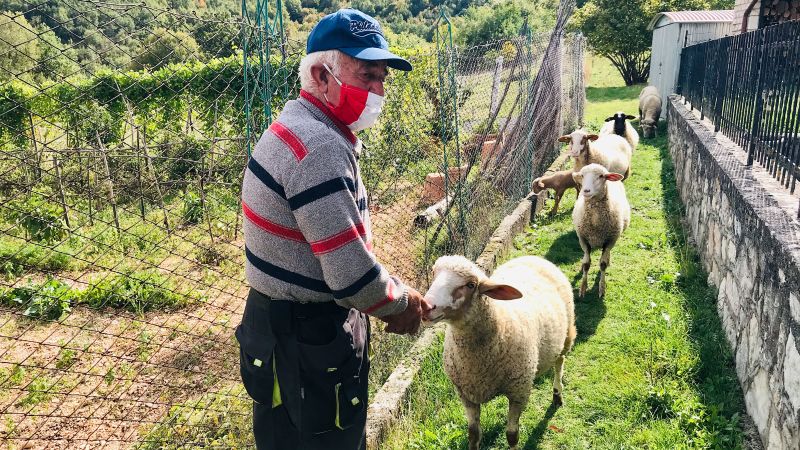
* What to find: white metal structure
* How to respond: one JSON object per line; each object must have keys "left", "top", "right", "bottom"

{"left": 647, "top": 10, "right": 735, "bottom": 111}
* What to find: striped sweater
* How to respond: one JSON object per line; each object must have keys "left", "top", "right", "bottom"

{"left": 242, "top": 90, "right": 408, "bottom": 318}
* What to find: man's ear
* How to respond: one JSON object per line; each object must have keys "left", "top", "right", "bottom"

{"left": 479, "top": 280, "right": 522, "bottom": 300}
{"left": 310, "top": 64, "right": 329, "bottom": 94}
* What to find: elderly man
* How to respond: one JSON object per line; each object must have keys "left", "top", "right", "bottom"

{"left": 235, "top": 8, "right": 430, "bottom": 450}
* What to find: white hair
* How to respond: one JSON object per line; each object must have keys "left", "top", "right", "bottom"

{"left": 299, "top": 50, "right": 346, "bottom": 96}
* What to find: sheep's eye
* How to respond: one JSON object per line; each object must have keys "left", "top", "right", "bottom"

{"left": 466, "top": 282, "right": 476, "bottom": 289}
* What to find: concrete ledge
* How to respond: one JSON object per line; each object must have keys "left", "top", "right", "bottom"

{"left": 365, "top": 152, "right": 571, "bottom": 449}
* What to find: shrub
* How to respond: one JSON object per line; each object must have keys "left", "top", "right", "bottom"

{"left": 181, "top": 190, "right": 204, "bottom": 225}
{"left": 0, "top": 238, "right": 71, "bottom": 278}
{"left": 0, "top": 278, "right": 74, "bottom": 320}
{"left": 7, "top": 194, "right": 68, "bottom": 242}
{"left": 81, "top": 270, "right": 193, "bottom": 314}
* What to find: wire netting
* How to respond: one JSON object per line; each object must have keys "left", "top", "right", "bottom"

{"left": 0, "top": 0, "right": 583, "bottom": 447}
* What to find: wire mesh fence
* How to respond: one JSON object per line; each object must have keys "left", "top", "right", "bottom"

{"left": 0, "top": 0, "right": 583, "bottom": 447}
{"left": 677, "top": 20, "right": 800, "bottom": 217}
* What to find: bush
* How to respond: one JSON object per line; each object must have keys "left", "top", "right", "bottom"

{"left": 81, "top": 270, "right": 191, "bottom": 314}
{"left": 0, "top": 238, "right": 71, "bottom": 278}
{"left": 8, "top": 194, "right": 69, "bottom": 242}
{"left": 182, "top": 190, "right": 204, "bottom": 225}
{"left": 0, "top": 278, "right": 74, "bottom": 320}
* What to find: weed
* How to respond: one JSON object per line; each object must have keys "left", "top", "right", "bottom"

{"left": 55, "top": 347, "right": 77, "bottom": 370}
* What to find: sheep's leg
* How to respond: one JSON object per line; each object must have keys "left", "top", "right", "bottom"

{"left": 461, "top": 397, "right": 481, "bottom": 450}
{"left": 549, "top": 190, "right": 564, "bottom": 216}
{"left": 506, "top": 400, "right": 526, "bottom": 450}
{"left": 553, "top": 354, "right": 566, "bottom": 407}
{"left": 599, "top": 240, "right": 617, "bottom": 298}
{"left": 578, "top": 235, "right": 591, "bottom": 298}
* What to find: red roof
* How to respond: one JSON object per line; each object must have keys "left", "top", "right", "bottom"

{"left": 649, "top": 10, "right": 734, "bottom": 29}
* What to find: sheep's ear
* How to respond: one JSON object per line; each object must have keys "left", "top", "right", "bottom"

{"left": 605, "top": 172, "right": 624, "bottom": 182}
{"left": 479, "top": 280, "right": 523, "bottom": 300}
{"left": 572, "top": 172, "right": 583, "bottom": 185}
{"left": 625, "top": 114, "right": 635, "bottom": 120}
{"left": 557, "top": 135, "right": 570, "bottom": 143}
{"left": 537, "top": 180, "right": 545, "bottom": 188}
{"left": 604, "top": 116, "right": 614, "bottom": 122}
{"left": 588, "top": 134, "right": 599, "bottom": 141}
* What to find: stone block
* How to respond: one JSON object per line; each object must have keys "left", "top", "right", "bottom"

{"left": 784, "top": 333, "right": 800, "bottom": 414}
{"left": 745, "top": 368, "right": 771, "bottom": 437}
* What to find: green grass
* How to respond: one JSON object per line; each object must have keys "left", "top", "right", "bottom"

{"left": 379, "top": 54, "right": 746, "bottom": 450}
{"left": 584, "top": 54, "right": 644, "bottom": 131}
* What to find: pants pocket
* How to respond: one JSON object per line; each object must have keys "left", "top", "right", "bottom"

{"left": 236, "top": 323, "right": 278, "bottom": 406}
{"left": 297, "top": 313, "right": 367, "bottom": 433}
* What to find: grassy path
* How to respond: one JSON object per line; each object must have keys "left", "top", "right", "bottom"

{"left": 379, "top": 58, "right": 746, "bottom": 450}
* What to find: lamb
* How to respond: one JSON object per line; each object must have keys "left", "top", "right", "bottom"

{"left": 571, "top": 163, "right": 631, "bottom": 298}
{"left": 423, "top": 255, "right": 576, "bottom": 450}
{"left": 532, "top": 169, "right": 578, "bottom": 216}
{"left": 559, "top": 129, "right": 632, "bottom": 179}
{"left": 639, "top": 86, "right": 662, "bottom": 139}
{"left": 600, "top": 111, "right": 639, "bottom": 151}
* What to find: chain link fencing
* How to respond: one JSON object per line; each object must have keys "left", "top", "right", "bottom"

{"left": 0, "top": 0, "right": 583, "bottom": 447}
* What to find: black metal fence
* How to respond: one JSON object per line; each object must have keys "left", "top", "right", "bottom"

{"left": 677, "top": 20, "right": 800, "bottom": 217}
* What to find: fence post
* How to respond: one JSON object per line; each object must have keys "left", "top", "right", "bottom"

{"left": 52, "top": 154, "right": 71, "bottom": 231}
{"left": 490, "top": 56, "right": 504, "bottom": 117}
{"left": 713, "top": 39, "right": 729, "bottom": 132}
{"left": 748, "top": 28, "right": 767, "bottom": 166}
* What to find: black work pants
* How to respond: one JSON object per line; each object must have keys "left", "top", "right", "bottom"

{"left": 236, "top": 288, "right": 369, "bottom": 450}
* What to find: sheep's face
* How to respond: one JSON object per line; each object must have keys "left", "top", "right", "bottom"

{"left": 532, "top": 177, "right": 546, "bottom": 194}
{"left": 641, "top": 119, "right": 657, "bottom": 138}
{"left": 573, "top": 163, "right": 623, "bottom": 200}
{"left": 423, "top": 255, "right": 523, "bottom": 324}
{"left": 558, "top": 131, "right": 598, "bottom": 158}
{"left": 604, "top": 112, "right": 635, "bottom": 136}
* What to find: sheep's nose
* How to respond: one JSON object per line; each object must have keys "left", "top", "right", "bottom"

{"left": 583, "top": 189, "right": 590, "bottom": 193}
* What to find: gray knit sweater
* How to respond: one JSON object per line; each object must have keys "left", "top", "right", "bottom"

{"left": 241, "top": 90, "right": 409, "bottom": 317}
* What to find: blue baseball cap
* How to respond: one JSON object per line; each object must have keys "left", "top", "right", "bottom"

{"left": 307, "top": 9, "right": 412, "bottom": 71}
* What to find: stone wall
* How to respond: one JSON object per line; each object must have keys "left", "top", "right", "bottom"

{"left": 668, "top": 96, "right": 800, "bottom": 450}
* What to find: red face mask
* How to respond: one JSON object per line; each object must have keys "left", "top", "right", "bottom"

{"left": 323, "top": 63, "right": 384, "bottom": 132}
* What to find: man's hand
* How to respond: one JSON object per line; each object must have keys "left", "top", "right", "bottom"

{"left": 382, "top": 288, "right": 432, "bottom": 335}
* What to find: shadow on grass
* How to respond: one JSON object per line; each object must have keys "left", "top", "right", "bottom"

{"left": 544, "top": 230, "right": 583, "bottom": 265}
{"left": 657, "top": 130, "right": 747, "bottom": 446}
{"left": 521, "top": 402, "right": 559, "bottom": 450}
{"left": 573, "top": 275, "right": 607, "bottom": 344}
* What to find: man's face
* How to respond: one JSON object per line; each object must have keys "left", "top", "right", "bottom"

{"left": 323, "top": 57, "right": 388, "bottom": 106}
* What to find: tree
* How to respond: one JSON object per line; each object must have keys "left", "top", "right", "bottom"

{"left": 455, "top": 0, "right": 557, "bottom": 47}
{"left": 192, "top": 12, "right": 239, "bottom": 58}
{"left": 131, "top": 28, "right": 201, "bottom": 70}
{"left": 571, "top": 0, "right": 733, "bottom": 85}
{"left": 0, "top": 13, "right": 41, "bottom": 82}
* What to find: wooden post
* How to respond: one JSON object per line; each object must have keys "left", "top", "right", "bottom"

{"left": 28, "top": 112, "right": 41, "bottom": 182}
{"left": 140, "top": 129, "right": 171, "bottom": 234}
{"left": 490, "top": 56, "right": 504, "bottom": 117}
{"left": 199, "top": 152, "right": 214, "bottom": 242}
{"left": 52, "top": 153, "right": 71, "bottom": 230}
{"left": 96, "top": 133, "right": 121, "bottom": 234}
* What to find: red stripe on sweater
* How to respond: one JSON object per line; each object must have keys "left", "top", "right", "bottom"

{"left": 300, "top": 90, "right": 358, "bottom": 145}
{"left": 363, "top": 281, "right": 396, "bottom": 315}
{"left": 269, "top": 122, "right": 308, "bottom": 161}
{"left": 242, "top": 202, "right": 306, "bottom": 242}
{"left": 310, "top": 223, "right": 367, "bottom": 255}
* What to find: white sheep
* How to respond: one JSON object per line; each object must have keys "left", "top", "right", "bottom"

{"left": 559, "top": 129, "right": 632, "bottom": 179}
{"left": 600, "top": 111, "right": 639, "bottom": 151}
{"left": 571, "top": 163, "right": 631, "bottom": 298}
{"left": 639, "top": 86, "right": 662, "bottom": 139}
{"left": 423, "top": 255, "right": 576, "bottom": 450}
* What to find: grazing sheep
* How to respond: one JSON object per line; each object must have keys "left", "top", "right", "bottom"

{"left": 600, "top": 111, "right": 639, "bottom": 151}
{"left": 639, "top": 86, "right": 662, "bottom": 139}
{"left": 571, "top": 164, "right": 631, "bottom": 298}
{"left": 532, "top": 169, "right": 578, "bottom": 216}
{"left": 423, "top": 255, "right": 576, "bottom": 450}
{"left": 559, "top": 129, "right": 632, "bottom": 179}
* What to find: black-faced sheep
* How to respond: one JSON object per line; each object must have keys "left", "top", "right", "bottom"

{"left": 423, "top": 255, "right": 576, "bottom": 450}
{"left": 600, "top": 111, "right": 639, "bottom": 151}
{"left": 571, "top": 164, "right": 631, "bottom": 298}
{"left": 639, "top": 86, "right": 662, "bottom": 139}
